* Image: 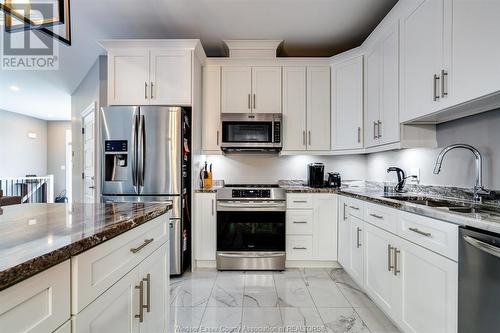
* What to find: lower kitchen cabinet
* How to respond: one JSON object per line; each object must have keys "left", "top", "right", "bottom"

{"left": 194, "top": 192, "right": 217, "bottom": 262}
{"left": 349, "top": 216, "right": 364, "bottom": 287}
{"left": 73, "top": 243, "right": 169, "bottom": 333}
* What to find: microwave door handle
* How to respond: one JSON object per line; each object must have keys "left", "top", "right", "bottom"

{"left": 131, "top": 114, "right": 138, "bottom": 194}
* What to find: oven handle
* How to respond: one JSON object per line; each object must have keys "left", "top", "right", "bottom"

{"left": 218, "top": 253, "right": 285, "bottom": 258}
{"left": 217, "top": 202, "right": 286, "bottom": 211}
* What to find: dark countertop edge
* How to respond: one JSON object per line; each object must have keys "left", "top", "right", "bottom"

{"left": 0, "top": 204, "right": 171, "bottom": 292}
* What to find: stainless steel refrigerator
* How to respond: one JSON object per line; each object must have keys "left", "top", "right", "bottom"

{"left": 100, "top": 106, "right": 191, "bottom": 275}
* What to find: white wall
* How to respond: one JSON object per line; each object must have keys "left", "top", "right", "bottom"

{"left": 47, "top": 121, "right": 72, "bottom": 196}
{"left": 366, "top": 109, "right": 500, "bottom": 189}
{"left": 0, "top": 109, "right": 47, "bottom": 177}
{"left": 203, "top": 154, "right": 366, "bottom": 185}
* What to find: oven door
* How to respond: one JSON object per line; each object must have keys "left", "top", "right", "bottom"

{"left": 217, "top": 201, "right": 285, "bottom": 252}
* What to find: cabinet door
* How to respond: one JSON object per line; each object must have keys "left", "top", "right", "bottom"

{"left": 282, "top": 67, "right": 307, "bottom": 151}
{"left": 365, "top": 45, "right": 381, "bottom": 148}
{"left": 194, "top": 193, "right": 217, "bottom": 261}
{"left": 451, "top": 0, "right": 500, "bottom": 106}
{"left": 306, "top": 67, "right": 331, "bottom": 151}
{"left": 337, "top": 198, "right": 351, "bottom": 269}
{"left": 332, "top": 57, "right": 363, "bottom": 150}
{"left": 138, "top": 243, "right": 169, "bottom": 333}
{"left": 349, "top": 216, "right": 364, "bottom": 287}
{"left": 400, "top": 0, "right": 444, "bottom": 122}
{"left": 379, "top": 23, "right": 400, "bottom": 145}
{"left": 312, "top": 194, "right": 338, "bottom": 261}
{"left": 397, "top": 237, "right": 458, "bottom": 333}
{"left": 251, "top": 67, "right": 282, "bottom": 113}
{"left": 363, "top": 223, "right": 399, "bottom": 318}
{"left": 108, "top": 49, "right": 150, "bottom": 106}
{"left": 74, "top": 267, "right": 140, "bottom": 333}
{"left": 150, "top": 49, "right": 192, "bottom": 106}
{"left": 221, "top": 67, "right": 252, "bottom": 113}
{"left": 202, "top": 66, "right": 221, "bottom": 152}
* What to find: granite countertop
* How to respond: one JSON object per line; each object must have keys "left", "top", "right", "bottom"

{"left": 0, "top": 202, "right": 171, "bottom": 291}
{"left": 279, "top": 179, "right": 500, "bottom": 234}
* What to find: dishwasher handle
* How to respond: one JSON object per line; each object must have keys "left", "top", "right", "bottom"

{"left": 464, "top": 235, "right": 500, "bottom": 259}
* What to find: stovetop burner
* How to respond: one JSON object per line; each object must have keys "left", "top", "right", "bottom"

{"left": 224, "top": 184, "right": 280, "bottom": 188}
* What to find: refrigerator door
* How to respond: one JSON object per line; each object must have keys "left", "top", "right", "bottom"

{"left": 138, "top": 106, "right": 182, "bottom": 195}
{"left": 101, "top": 107, "right": 139, "bottom": 195}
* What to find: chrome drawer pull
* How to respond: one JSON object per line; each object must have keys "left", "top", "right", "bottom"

{"left": 293, "top": 221, "right": 308, "bottom": 224}
{"left": 370, "top": 213, "right": 384, "bottom": 219}
{"left": 293, "top": 200, "right": 308, "bottom": 203}
{"left": 130, "top": 238, "right": 154, "bottom": 254}
{"left": 409, "top": 227, "right": 431, "bottom": 237}
{"left": 349, "top": 206, "right": 360, "bottom": 210}
{"left": 135, "top": 280, "right": 145, "bottom": 322}
{"left": 293, "top": 247, "right": 307, "bottom": 250}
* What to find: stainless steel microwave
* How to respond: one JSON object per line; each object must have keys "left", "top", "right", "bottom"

{"left": 220, "top": 113, "right": 282, "bottom": 152}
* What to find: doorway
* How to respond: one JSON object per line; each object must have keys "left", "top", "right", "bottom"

{"left": 81, "top": 102, "right": 96, "bottom": 204}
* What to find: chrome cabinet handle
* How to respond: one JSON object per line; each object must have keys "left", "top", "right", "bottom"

{"left": 248, "top": 94, "right": 251, "bottom": 109}
{"left": 135, "top": 280, "right": 145, "bottom": 322}
{"left": 293, "top": 200, "right": 308, "bottom": 203}
{"left": 373, "top": 121, "right": 378, "bottom": 139}
{"left": 303, "top": 131, "right": 306, "bottom": 146}
{"left": 464, "top": 235, "right": 500, "bottom": 259}
{"left": 394, "top": 248, "right": 401, "bottom": 276}
{"left": 343, "top": 203, "right": 347, "bottom": 221}
{"left": 144, "top": 274, "right": 151, "bottom": 312}
{"left": 370, "top": 213, "right": 384, "bottom": 219}
{"left": 377, "top": 120, "right": 382, "bottom": 139}
{"left": 357, "top": 127, "right": 361, "bottom": 143}
{"left": 388, "top": 244, "right": 394, "bottom": 272}
{"left": 253, "top": 94, "right": 256, "bottom": 109}
{"left": 349, "top": 205, "right": 360, "bottom": 210}
{"left": 409, "top": 227, "right": 431, "bottom": 237}
{"left": 293, "top": 221, "right": 308, "bottom": 224}
{"left": 308, "top": 131, "right": 311, "bottom": 146}
{"left": 145, "top": 82, "right": 148, "bottom": 99}
{"left": 433, "top": 74, "right": 440, "bottom": 101}
{"left": 130, "top": 238, "right": 154, "bottom": 254}
{"left": 356, "top": 227, "right": 362, "bottom": 248}
{"left": 441, "top": 70, "right": 448, "bottom": 98}
{"left": 293, "top": 247, "right": 307, "bottom": 250}
{"left": 150, "top": 82, "right": 154, "bottom": 99}
{"left": 216, "top": 130, "right": 220, "bottom": 146}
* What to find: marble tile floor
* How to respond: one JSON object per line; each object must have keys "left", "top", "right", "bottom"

{"left": 169, "top": 267, "right": 401, "bottom": 333}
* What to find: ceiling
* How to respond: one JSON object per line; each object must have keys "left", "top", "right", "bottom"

{"left": 0, "top": 0, "right": 398, "bottom": 120}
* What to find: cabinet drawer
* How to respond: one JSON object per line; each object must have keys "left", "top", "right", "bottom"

{"left": 286, "top": 210, "right": 313, "bottom": 235}
{"left": 343, "top": 197, "right": 364, "bottom": 219}
{"left": 364, "top": 202, "right": 398, "bottom": 234}
{"left": 0, "top": 261, "right": 70, "bottom": 333}
{"left": 287, "top": 194, "right": 313, "bottom": 209}
{"left": 71, "top": 214, "right": 169, "bottom": 314}
{"left": 398, "top": 212, "right": 458, "bottom": 261}
{"left": 286, "top": 235, "right": 313, "bottom": 260}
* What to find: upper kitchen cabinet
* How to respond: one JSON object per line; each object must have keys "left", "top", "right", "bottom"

{"left": 202, "top": 66, "right": 222, "bottom": 153}
{"left": 282, "top": 66, "right": 331, "bottom": 153}
{"left": 365, "top": 22, "right": 400, "bottom": 148}
{"left": 221, "top": 66, "right": 282, "bottom": 114}
{"left": 100, "top": 40, "right": 206, "bottom": 106}
{"left": 400, "top": 0, "right": 500, "bottom": 123}
{"left": 331, "top": 54, "right": 364, "bottom": 151}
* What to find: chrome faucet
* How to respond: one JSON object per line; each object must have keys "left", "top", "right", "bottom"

{"left": 433, "top": 144, "right": 491, "bottom": 203}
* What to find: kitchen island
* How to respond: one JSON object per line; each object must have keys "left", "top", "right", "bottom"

{"left": 0, "top": 202, "right": 172, "bottom": 333}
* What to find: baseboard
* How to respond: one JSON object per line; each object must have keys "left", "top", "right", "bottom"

{"left": 194, "top": 260, "right": 216, "bottom": 268}
{"left": 285, "top": 260, "right": 341, "bottom": 268}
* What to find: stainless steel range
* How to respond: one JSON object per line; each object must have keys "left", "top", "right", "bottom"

{"left": 216, "top": 184, "right": 286, "bottom": 270}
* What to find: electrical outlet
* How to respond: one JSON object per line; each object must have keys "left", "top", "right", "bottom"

{"left": 408, "top": 168, "right": 420, "bottom": 184}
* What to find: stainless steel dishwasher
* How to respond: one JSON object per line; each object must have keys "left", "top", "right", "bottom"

{"left": 459, "top": 226, "right": 500, "bottom": 333}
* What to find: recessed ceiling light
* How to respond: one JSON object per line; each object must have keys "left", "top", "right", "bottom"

{"left": 9, "top": 85, "right": 20, "bottom": 92}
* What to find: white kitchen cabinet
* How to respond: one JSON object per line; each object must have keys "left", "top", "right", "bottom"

{"left": 307, "top": 67, "right": 331, "bottom": 151}
{"left": 349, "top": 216, "right": 364, "bottom": 287}
{"left": 337, "top": 197, "right": 350, "bottom": 269}
{"left": 331, "top": 56, "right": 363, "bottom": 150}
{"left": 202, "top": 66, "right": 222, "bottom": 152}
{"left": 252, "top": 67, "right": 282, "bottom": 113}
{"left": 0, "top": 261, "right": 70, "bottom": 333}
{"left": 282, "top": 67, "right": 307, "bottom": 151}
{"left": 73, "top": 265, "right": 140, "bottom": 333}
{"left": 221, "top": 66, "right": 252, "bottom": 113}
{"left": 364, "top": 223, "right": 400, "bottom": 318}
{"left": 397, "top": 236, "right": 458, "bottom": 333}
{"left": 286, "top": 235, "right": 314, "bottom": 260}
{"left": 400, "top": 0, "right": 447, "bottom": 122}
{"left": 312, "top": 194, "right": 338, "bottom": 260}
{"left": 150, "top": 48, "right": 192, "bottom": 105}
{"left": 108, "top": 49, "right": 150, "bottom": 106}
{"left": 221, "top": 66, "right": 281, "bottom": 114}
{"left": 365, "top": 22, "right": 400, "bottom": 147}
{"left": 194, "top": 192, "right": 217, "bottom": 262}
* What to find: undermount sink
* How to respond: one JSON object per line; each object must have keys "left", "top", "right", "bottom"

{"left": 383, "top": 196, "right": 461, "bottom": 208}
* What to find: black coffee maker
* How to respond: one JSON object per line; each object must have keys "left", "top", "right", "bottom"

{"left": 327, "top": 172, "right": 342, "bottom": 188}
{"left": 307, "top": 163, "right": 325, "bottom": 188}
